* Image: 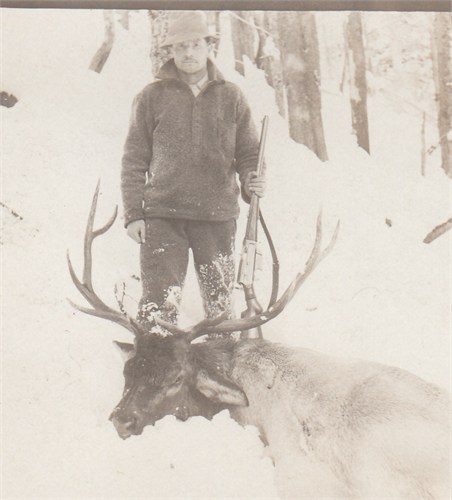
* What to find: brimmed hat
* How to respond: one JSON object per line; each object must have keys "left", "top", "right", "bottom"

{"left": 160, "top": 11, "right": 218, "bottom": 48}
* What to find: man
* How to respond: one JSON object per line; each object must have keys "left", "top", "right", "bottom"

{"left": 121, "top": 11, "right": 265, "bottom": 331}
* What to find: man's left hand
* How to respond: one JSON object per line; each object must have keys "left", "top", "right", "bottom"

{"left": 245, "top": 171, "right": 266, "bottom": 198}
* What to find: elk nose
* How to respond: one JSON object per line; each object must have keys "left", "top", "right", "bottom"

{"left": 177, "top": 405, "right": 191, "bottom": 422}
{"left": 110, "top": 414, "right": 138, "bottom": 440}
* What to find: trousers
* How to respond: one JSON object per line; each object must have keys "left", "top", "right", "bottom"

{"left": 137, "top": 218, "right": 236, "bottom": 329}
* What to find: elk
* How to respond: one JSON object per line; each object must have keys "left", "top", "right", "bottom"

{"left": 68, "top": 184, "right": 450, "bottom": 499}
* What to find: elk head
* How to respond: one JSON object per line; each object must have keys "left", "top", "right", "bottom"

{"left": 67, "top": 182, "right": 338, "bottom": 439}
{"left": 108, "top": 334, "right": 250, "bottom": 438}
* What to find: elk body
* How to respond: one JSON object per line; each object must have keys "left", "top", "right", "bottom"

{"left": 228, "top": 341, "right": 450, "bottom": 499}
{"left": 68, "top": 185, "right": 450, "bottom": 499}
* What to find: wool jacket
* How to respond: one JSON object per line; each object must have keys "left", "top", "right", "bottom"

{"left": 121, "top": 58, "right": 259, "bottom": 227}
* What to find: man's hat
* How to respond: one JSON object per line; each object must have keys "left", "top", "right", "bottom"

{"left": 160, "top": 11, "right": 218, "bottom": 48}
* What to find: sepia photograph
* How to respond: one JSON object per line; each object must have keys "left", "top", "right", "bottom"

{"left": 2, "top": 1, "right": 451, "bottom": 498}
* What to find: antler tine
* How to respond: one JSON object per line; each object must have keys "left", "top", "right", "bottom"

{"left": 153, "top": 316, "right": 187, "bottom": 335}
{"left": 83, "top": 181, "right": 117, "bottom": 289}
{"left": 153, "top": 312, "right": 230, "bottom": 340}
{"left": 304, "top": 211, "right": 324, "bottom": 272}
{"left": 67, "top": 298, "right": 140, "bottom": 335}
{"left": 321, "top": 220, "right": 340, "bottom": 260}
{"left": 67, "top": 181, "right": 143, "bottom": 337}
{"left": 187, "top": 312, "right": 230, "bottom": 340}
{"left": 181, "top": 215, "right": 340, "bottom": 337}
{"left": 264, "top": 218, "right": 340, "bottom": 315}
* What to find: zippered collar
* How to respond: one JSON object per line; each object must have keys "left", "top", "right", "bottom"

{"left": 155, "top": 58, "right": 225, "bottom": 84}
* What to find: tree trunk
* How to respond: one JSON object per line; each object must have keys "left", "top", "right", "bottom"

{"left": 206, "top": 11, "right": 221, "bottom": 54}
{"left": 89, "top": 10, "right": 115, "bottom": 74}
{"left": 254, "top": 12, "right": 286, "bottom": 118}
{"left": 119, "top": 10, "right": 129, "bottom": 30}
{"left": 277, "top": 12, "right": 328, "bottom": 161}
{"left": 148, "top": 10, "right": 172, "bottom": 77}
{"left": 345, "top": 12, "right": 370, "bottom": 153}
{"left": 431, "top": 13, "right": 451, "bottom": 178}
{"left": 230, "top": 11, "right": 256, "bottom": 75}
{"left": 421, "top": 112, "right": 427, "bottom": 176}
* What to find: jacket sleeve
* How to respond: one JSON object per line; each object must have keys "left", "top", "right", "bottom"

{"left": 121, "top": 90, "right": 153, "bottom": 227}
{"left": 234, "top": 90, "right": 260, "bottom": 203}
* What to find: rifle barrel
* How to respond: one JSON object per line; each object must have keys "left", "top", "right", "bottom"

{"left": 256, "top": 116, "right": 269, "bottom": 177}
{"left": 245, "top": 115, "right": 269, "bottom": 240}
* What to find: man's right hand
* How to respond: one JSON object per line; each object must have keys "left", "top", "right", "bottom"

{"left": 127, "top": 219, "right": 146, "bottom": 244}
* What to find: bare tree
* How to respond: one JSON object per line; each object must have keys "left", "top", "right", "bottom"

{"left": 421, "top": 111, "right": 427, "bottom": 176}
{"left": 89, "top": 10, "right": 115, "bottom": 74}
{"left": 345, "top": 12, "right": 370, "bottom": 153}
{"left": 254, "top": 11, "right": 286, "bottom": 118}
{"left": 206, "top": 11, "right": 221, "bottom": 53}
{"left": 148, "top": 10, "right": 171, "bottom": 77}
{"left": 118, "top": 10, "right": 129, "bottom": 30}
{"left": 431, "top": 13, "right": 451, "bottom": 178}
{"left": 230, "top": 11, "right": 256, "bottom": 76}
{"left": 277, "top": 12, "right": 328, "bottom": 161}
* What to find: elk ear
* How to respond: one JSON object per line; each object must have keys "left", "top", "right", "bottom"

{"left": 113, "top": 341, "right": 135, "bottom": 361}
{"left": 195, "top": 369, "right": 248, "bottom": 406}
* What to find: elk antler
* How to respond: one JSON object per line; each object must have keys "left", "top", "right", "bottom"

{"left": 67, "top": 181, "right": 146, "bottom": 336}
{"left": 155, "top": 213, "right": 339, "bottom": 340}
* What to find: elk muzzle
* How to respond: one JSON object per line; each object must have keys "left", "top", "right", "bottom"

{"left": 109, "top": 407, "right": 147, "bottom": 439}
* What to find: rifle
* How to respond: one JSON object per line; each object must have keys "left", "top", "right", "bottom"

{"left": 238, "top": 116, "right": 269, "bottom": 339}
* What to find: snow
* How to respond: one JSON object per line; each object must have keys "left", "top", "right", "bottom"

{"left": 2, "top": 8, "right": 450, "bottom": 499}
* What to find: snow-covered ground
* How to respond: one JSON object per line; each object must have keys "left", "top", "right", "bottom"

{"left": 2, "top": 9, "right": 450, "bottom": 499}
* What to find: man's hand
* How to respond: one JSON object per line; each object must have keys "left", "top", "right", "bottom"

{"left": 244, "top": 171, "right": 266, "bottom": 198}
{"left": 127, "top": 219, "right": 146, "bottom": 244}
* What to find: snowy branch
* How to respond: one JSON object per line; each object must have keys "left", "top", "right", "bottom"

{"left": 1, "top": 201, "right": 23, "bottom": 221}
{"left": 423, "top": 217, "right": 452, "bottom": 244}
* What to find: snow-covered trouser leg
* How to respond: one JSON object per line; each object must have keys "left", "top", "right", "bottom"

{"left": 137, "top": 218, "right": 236, "bottom": 332}
{"left": 138, "top": 218, "right": 189, "bottom": 330}
{"left": 187, "top": 219, "right": 236, "bottom": 320}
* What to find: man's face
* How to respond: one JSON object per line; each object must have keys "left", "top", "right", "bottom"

{"left": 171, "top": 38, "right": 210, "bottom": 75}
